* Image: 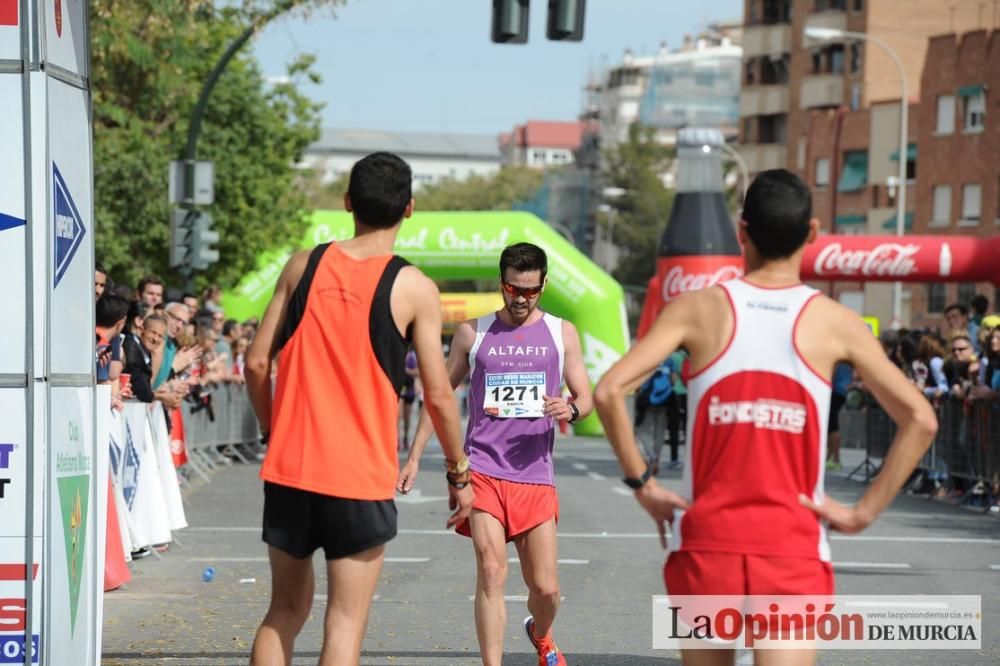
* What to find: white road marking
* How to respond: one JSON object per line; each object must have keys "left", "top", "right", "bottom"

{"left": 188, "top": 557, "right": 267, "bottom": 562}
{"left": 185, "top": 528, "right": 1000, "bottom": 545}
{"left": 572, "top": 463, "right": 588, "bottom": 471}
{"left": 834, "top": 562, "right": 912, "bottom": 569}
{"left": 587, "top": 471, "right": 606, "bottom": 481}
{"left": 395, "top": 489, "right": 448, "bottom": 504}
{"left": 989, "top": 565, "right": 1000, "bottom": 571}
{"left": 384, "top": 557, "right": 431, "bottom": 563}
{"left": 611, "top": 487, "right": 633, "bottom": 496}
{"left": 105, "top": 593, "right": 193, "bottom": 600}
{"left": 467, "top": 594, "right": 565, "bottom": 602}
{"left": 508, "top": 558, "right": 589, "bottom": 565}
{"left": 315, "top": 594, "right": 380, "bottom": 601}
{"left": 736, "top": 651, "right": 754, "bottom": 665}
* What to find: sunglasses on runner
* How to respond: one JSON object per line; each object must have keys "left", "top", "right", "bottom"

{"left": 501, "top": 282, "right": 543, "bottom": 299}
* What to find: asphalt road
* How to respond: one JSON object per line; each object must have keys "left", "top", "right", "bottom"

{"left": 101, "top": 437, "right": 1000, "bottom": 665}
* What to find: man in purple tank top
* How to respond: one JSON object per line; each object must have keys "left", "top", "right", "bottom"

{"left": 402, "top": 243, "right": 593, "bottom": 666}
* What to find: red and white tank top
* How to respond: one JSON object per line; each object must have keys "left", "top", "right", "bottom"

{"left": 670, "top": 278, "right": 832, "bottom": 561}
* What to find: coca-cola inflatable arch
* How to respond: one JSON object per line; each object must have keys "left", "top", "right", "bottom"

{"left": 637, "top": 234, "right": 1000, "bottom": 337}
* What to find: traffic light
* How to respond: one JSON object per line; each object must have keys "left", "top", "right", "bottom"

{"left": 169, "top": 208, "right": 194, "bottom": 268}
{"left": 189, "top": 212, "right": 220, "bottom": 271}
{"left": 491, "top": 0, "right": 529, "bottom": 44}
{"left": 546, "top": 0, "right": 586, "bottom": 41}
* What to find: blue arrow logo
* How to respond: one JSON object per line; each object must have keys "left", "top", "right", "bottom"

{"left": 52, "top": 162, "right": 85, "bottom": 289}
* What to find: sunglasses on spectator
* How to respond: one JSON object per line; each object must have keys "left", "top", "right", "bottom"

{"left": 952, "top": 345, "right": 971, "bottom": 353}
{"left": 501, "top": 282, "right": 543, "bottom": 299}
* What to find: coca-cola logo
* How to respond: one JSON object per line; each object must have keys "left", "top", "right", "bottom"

{"left": 662, "top": 264, "right": 744, "bottom": 302}
{"left": 814, "top": 243, "right": 920, "bottom": 278}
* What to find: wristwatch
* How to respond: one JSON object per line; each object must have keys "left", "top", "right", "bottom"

{"left": 445, "top": 456, "right": 470, "bottom": 475}
{"left": 568, "top": 402, "right": 580, "bottom": 423}
{"left": 622, "top": 464, "right": 653, "bottom": 489}
{"left": 446, "top": 472, "right": 470, "bottom": 489}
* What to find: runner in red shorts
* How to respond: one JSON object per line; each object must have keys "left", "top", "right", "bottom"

{"left": 401, "top": 243, "right": 593, "bottom": 666}
{"left": 595, "top": 169, "right": 937, "bottom": 665}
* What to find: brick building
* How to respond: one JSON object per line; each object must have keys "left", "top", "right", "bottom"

{"left": 911, "top": 29, "right": 1000, "bottom": 328}
{"left": 739, "top": 0, "right": 986, "bottom": 177}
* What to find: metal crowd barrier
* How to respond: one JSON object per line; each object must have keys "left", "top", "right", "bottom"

{"left": 838, "top": 395, "right": 999, "bottom": 509}
{"left": 180, "top": 384, "right": 260, "bottom": 481}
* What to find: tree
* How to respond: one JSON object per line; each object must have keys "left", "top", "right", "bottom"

{"left": 601, "top": 124, "right": 675, "bottom": 289}
{"left": 91, "top": 1, "right": 331, "bottom": 290}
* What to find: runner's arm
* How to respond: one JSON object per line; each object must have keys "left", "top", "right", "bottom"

{"left": 244, "top": 251, "right": 308, "bottom": 436}
{"left": 407, "top": 320, "right": 473, "bottom": 467}
{"left": 546, "top": 320, "right": 593, "bottom": 421}
{"left": 595, "top": 296, "right": 693, "bottom": 479}
{"left": 800, "top": 307, "right": 937, "bottom": 532}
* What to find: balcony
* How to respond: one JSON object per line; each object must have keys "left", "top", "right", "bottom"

{"left": 740, "top": 144, "right": 787, "bottom": 173}
{"left": 742, "top": 24, "right": 791, "bottom": 58}
{"left": 740, "top": 86, "right": 790, "bottom": 117}
{"left": 799, "top": 74, "right": 844, "bottom": 109}
{"left": 808, "top": 9, "right": 848, "bottom": 35}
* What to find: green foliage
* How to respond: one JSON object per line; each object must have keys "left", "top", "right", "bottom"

{"left": 601, "top": 124, "right": 675, "bottom": 288}
{"left": 91, "top": 0, "right": 330, "bottom": 291}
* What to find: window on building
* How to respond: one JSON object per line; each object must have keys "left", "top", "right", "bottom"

{"left": 742, "top": 117, "right": 755, "bottom": 143}
{"left": 811, "top": 50, "right": 822, "bottom": 74}
{"left": 906, "top": 156, "right": 916, "bottom": 181}
{"left": 829, "top": 45, "right": 845, "bottom": 74}
{"left": 962, "top": 89, "right": 985, "bottom": 131}
{"left": 853, "top": 0, "right": 864, "bottom": 11}
{"left": 926, "top": 284, "right": 946, "bottom": 314}
{"left": 762, "top": 0, "right": 791, "bottom": 24}
{"left": 961, "top": 183, "right": 981, "bottom": 224}
{"left": 815, "top": 158, "right": 830, "bottom": 187}
{"left": 549, "top": 150, "right": 571, "bottom": 165}
{"left": 758, "top": 114, "right": 787, "bottom": 144}
{"left": 957, "top": 283, "right": 978, "bottom": 307}
{"left": 849, "top": 43, "right": 862, "bottom": 74}
{"left": 530, "top": 149, "right": 547, "bottom": 165}
{"left": 936, "top": 95, "right": 955, "bottom": 134}
{"left": 749, "top": 0, "right": 759, "bottom": 23}
{"left": 836, "top": 151, "right": 868, "bottom": 192}
{"left": 931, "top": 185, "right": 951, "bottom": 226}
{"left": 745, "top": 59, "right": 756, "bottom": 85}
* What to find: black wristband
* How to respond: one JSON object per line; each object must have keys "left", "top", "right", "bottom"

{"left": 568, "top": 402, "right": 580, "bottom": 423}
{"left": 446, "top": 471, "right": 470, "bottom": 489}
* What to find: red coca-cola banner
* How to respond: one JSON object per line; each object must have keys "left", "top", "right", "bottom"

{"left": 801, "top": 235, "right": 1000, "bottom": 284}
{"left": 635, "top": 235, "right": 1000, "bottom": 338}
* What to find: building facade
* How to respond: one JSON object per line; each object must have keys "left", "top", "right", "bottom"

{"left": 739, "top": 0, "right": 987, "bottom": 176}
{"left": 499, "top": 121, "right": 584, "bottom": 168}
{"left": 300, "top": 128, "right": 502, "bottom": 188}
{"left": 910, "top": 29, "right": 1000, "bottom": 328}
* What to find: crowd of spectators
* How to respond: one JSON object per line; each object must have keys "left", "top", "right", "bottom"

{"left": 94, "top": 263, "right": 260, "bottom": 555}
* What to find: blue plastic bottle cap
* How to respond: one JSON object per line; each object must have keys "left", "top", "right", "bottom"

{"left": 202, "top": 567, "right": 215, "bottom": 582}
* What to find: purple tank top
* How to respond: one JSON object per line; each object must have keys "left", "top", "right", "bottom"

{"left": 465, "top": 312, "right": 565, "bottom": 486}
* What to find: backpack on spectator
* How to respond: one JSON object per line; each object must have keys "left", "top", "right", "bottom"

{"left": 638, "top": 361, "right": 673, "bottom": 408}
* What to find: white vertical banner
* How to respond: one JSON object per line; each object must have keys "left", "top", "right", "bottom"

{"left": 0, "top": 74, "right": 26, "bottom": 377}
{"left": 46, "top": 76, "right": 92, "bottom": 376}
{"left": 40, "top": 0, "right": 87, "bottom": 78}
{"left": 148, "top": 403, "right": 187, "bottom": 531}
{"left": 45, "top": 386, "right": 99, "bottom": 666}
{"left": 0, "top": 0, "right": 21, "bottom": 60}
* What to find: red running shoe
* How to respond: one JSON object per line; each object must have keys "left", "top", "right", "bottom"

{"left": 523, "top": 616, "right": 567, "bottom": 666}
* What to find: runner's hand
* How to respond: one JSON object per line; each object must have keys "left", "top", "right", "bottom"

{"left": 635, "top": 479, "right": 689, "bottom": 549}
{"left": 396, "top": 458, "right": 419, "bottom": 494}
{"left": 542, "top": 395, "right": 573, "bottom": 421}
{"left": 446, "top": 484, "right": 474, "bottom": 530}
{"left": 798, "top": 494, "right": 871, "bottom": 534}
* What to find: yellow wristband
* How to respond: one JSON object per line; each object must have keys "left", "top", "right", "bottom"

{"left": 445, "top": 456, "right": 470, "bottom": 475}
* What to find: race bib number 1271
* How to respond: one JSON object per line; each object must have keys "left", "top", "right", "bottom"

{"left": 483, "top": 372, "right": 546, "bottom": 418}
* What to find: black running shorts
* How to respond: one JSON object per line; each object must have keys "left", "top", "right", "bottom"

{"left": 262, "top": 481, "right": 397, "bottom": 560}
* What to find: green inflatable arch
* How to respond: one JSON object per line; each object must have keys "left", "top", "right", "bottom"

{"left": 222, "top": 210, "right": 630, "bottom": 435}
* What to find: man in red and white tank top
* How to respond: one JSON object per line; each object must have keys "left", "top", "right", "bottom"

{"left": 595, "top": 169, "right": 937, "bottom": 665}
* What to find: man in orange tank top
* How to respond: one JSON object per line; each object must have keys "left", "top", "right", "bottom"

{"left": 595, "top": 170, "right": 937, "bottom": 665}
{"left": 244, "top": 152, "right": 473, "bottom": 666}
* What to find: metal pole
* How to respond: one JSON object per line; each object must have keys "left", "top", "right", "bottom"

{"left": 832, "top": 31, "right": 908, "bottom": 328}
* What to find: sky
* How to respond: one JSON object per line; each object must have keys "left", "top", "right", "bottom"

{"left": 252, "top": 0, "right": 742, "bottom": 136}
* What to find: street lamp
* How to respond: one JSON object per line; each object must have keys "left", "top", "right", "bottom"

{"left": 805, "top": 25, "right": 908, "bottom": 329}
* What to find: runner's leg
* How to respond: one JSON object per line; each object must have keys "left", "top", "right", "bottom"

{"left": 470, "top": 509, "right": 509, "bottom": 666}
{"left": 754, "top": 648, "right": 817, "bottom": 666}
{"left": 513, "top": 517, "right": 560, "bottom": 639}
{"left": 318, "top": 544, "right": 386, "bottom": 666}
{"left": 250, "top": 546, "right": 315, "bottom": 665}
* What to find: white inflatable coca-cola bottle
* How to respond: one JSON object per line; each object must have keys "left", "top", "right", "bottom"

{"left": 638, "top": 129, "right": 742, "bottom": 336}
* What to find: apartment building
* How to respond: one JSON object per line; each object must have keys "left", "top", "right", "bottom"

{"left": 739, "top": 0, "right": 986, "bottom": 176}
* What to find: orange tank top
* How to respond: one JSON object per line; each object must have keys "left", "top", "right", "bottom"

{"left": 260, "top": 242, "right": 410, "bottom": 500}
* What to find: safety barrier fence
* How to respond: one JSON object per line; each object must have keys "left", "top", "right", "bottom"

{"left": 838, "top": 396, "right": 999, "bottom": 510}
